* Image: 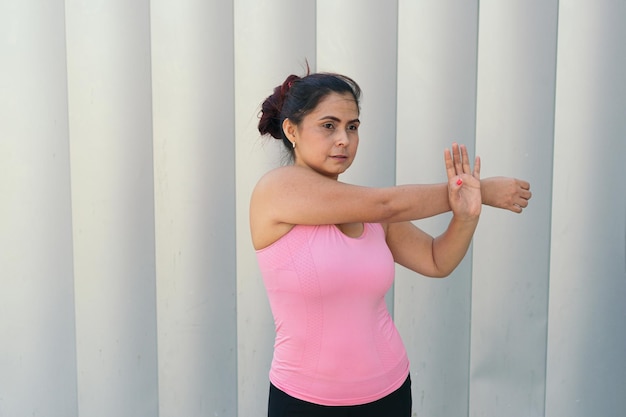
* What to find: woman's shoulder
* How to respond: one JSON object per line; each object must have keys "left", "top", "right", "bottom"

{"left": 252, "top": 166, "right": 293, "bottom": 201}
{"left": 250, "top": 167, "right": 301, "bottom": 250}
{"left": 254, "top": 165, "right": 295, "bottom": 187}
{"left": 252, "top": 165, "right": 333, "bottom": 200}
{"left": 256, "top": 165, "right": 321, "bottom": 184}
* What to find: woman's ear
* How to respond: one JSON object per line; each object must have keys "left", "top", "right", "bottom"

{"left": 282, "top": 118, "right": 296, "bottom": 140}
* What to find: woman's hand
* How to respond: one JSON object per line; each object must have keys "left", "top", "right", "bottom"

{"left": 385, "top": 144, "right": 482, "bottom": 278}
{"left": 481, "top": 177, "right": 532, "bottom": 213}
{"left": 445, "top": 143, "right": 481, "bottom": 221}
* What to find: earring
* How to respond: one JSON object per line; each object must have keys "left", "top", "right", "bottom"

{"left": 291, "top": 141, "right": 296, "bottom": 149}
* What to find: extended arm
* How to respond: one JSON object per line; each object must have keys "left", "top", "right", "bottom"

{"left": 251, "top": 167, "right": 529, "bottom": 229}
{"left": 250, "top": 144, "right": 530, "bottom": 249}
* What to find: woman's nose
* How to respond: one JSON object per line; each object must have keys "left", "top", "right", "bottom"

{"left": 336, "top": 130, "right": 349, "bottom": 146}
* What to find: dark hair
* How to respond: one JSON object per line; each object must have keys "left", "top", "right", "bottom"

{"left": 258, "top": 69, "right": 361, "bottom": 156}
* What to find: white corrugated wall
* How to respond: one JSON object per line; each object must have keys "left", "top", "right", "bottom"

{"left": 1, "top": 1, "right": 624, "bottom": 416}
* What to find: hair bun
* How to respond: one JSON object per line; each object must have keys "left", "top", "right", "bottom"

{"left": 258, "top": 75, "right": 300, "bottom": 139}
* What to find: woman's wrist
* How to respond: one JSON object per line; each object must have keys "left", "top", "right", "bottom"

{"left": 480, "top": 177, "right": 495, "bottom": 206}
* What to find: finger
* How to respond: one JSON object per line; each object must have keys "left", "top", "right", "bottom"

{"left": 519, "top": 189, "right": 532, "bottom": 200}
{"left": 444, "top": 148, "right": 456, "bottom": 180}
{"left": 516, "top": 179, "right": 531, "bottom": 190}
{"left": 473, "top": 155, "right": 481, "bottom": 179}
{"left": 452, "top": 143, "right": 462, "bottom": 174}
{"left": 460, "top": 144, "right": 471, "bottom": 174}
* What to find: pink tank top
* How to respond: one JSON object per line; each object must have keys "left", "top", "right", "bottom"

{"left": 256, "top": 223, "right": 410, "bottom": 406}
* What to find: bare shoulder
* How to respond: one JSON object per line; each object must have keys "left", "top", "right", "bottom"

{"left": 249, "top": 166, "right": 300, "bottom": 251}
{"left": 254, "top": 165, "right": 331, "bottom": 190}
{"left": 251, "top": 165, "right": 339, "bottom": 213}
{"left": 250, "top": 165, "right": 389, "bottom": 249}
{"left": 253, "top": 165, "right": 296, "bottom": 192}
{"left": 251, "top": 166, "right": 301, "bottom": 209}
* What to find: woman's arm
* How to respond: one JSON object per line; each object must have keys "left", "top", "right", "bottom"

{"left": 379, "top": 176, "right": 532, "bottom": 218}
{"left": 251, "top": 159, "right": 530, "bottom": 229}
{"left": 250, "top": 168, "right": 451, "bottom": 250}
{"left": 386, "top": 217, "right": 478, "bottom": 278}
{"left": 250, "top": 167, "right": 452, "bottom": 229}
{"left": 386, "top": 144, "right": 482, "bottom": 277}
{"left": 249, "top": 144, "right": 530, "bottom": 249}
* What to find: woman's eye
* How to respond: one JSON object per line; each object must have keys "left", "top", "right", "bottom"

{"left": 323, "top": 123, "right": 334, "bottom": 129}
{"left": 348, "top": 124, "right": 359, "bottom": 131}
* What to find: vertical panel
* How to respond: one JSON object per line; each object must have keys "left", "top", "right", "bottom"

{"left": 234, "top": 1, "right": 316, "bottom": 414}
{"left": 546, "top": 1, "right": 626, "bottom": 416}
{"left": 2, "top": 2, "right": 625, "bottom": 416}
{"left": 65, "top": 1, "right": 159, "bottom": 415}
{"left": 471, "top": 1, "right": 558, "bottom": 416}
{"left": 317, "top": 0, "right": 398, "bottom": 189}
{"left": 0, "top": 1, "right": 78, "bottom": 416}
{"left": 395, "top": 1, "right": 478, "bottom": 416}
{"left": 151, "top": 1, "right": 237, "bottom": 416}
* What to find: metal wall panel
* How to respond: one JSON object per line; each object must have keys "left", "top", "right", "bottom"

{"left": 546, "top": 1, "right": 626, "bottom": 416}
{"left": 0, "top": 1, "right": 78, "bottom": 416}
{"left": 151, "top": 1, "right": 237, "bottom": 416}
{"left": 395, "top": 2, "right": 479, "bottom": 416}
{"left": 65, "top": 1, "right": 159, "bottom": 415}
{"left": 234, "top": 1, "right": 317, "bottom": 414}
{"left": 317, "top": 0, "right": 398, "bottom": 189}
{"left": 471, "top": 1, "right": 558, "bottom": 416}
{"left": 1, "top": 1, "right": 626, "bottom": 416}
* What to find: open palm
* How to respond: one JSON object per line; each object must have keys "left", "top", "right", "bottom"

{"left": 445, "top": 143, "right": 481, "bottom": 221}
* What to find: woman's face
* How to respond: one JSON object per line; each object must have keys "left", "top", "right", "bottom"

{"left": 284, "top": 92, "right": 360, "bottom": 180}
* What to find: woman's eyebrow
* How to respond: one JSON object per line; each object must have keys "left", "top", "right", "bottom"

{"left": 318, "top": 115, "right": 360, "bottom": 124}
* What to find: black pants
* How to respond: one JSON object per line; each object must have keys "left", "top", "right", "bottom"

{"left": 268, "top": 375, "right": 412, "bottom": 417}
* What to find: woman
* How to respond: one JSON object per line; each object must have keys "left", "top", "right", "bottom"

{"left": 252, "top": 71, "right": 531, "bottom": 416}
